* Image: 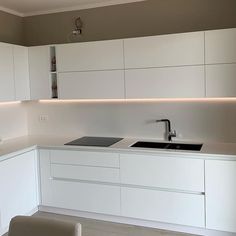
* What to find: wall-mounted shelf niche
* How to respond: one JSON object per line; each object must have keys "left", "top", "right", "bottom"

{"left": 50, "top": 46, "right": 58, "bottom": 99}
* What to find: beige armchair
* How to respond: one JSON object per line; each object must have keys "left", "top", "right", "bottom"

{"left": 8, "top": 216, "right": 81, "bottom": 236}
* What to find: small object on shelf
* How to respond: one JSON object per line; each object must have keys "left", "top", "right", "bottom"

{"left": 51, "top": 56, "right": 56, "bottom": 72}
{"left": 51, "top": 76, "right": 58, "bottom": 99}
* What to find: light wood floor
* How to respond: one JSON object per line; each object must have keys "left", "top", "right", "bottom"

{"left": 29, "top": 211, "right": 197, "bottom": 236}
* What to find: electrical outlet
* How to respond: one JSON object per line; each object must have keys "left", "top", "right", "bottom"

{"left": 39, "top": 115, "right": 49, "bottom": 122}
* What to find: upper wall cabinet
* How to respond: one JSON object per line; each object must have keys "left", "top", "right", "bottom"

{"left": 124, "top": 32, "right": 204, "bottom": 69}
{"left": 125, "top": 66, "right": 205, "bottom": 99}
{"left": 205, "top": 28, "right": 236, "bottom": 64}
{"left": 205, "top": 28, "right": 236, "bottom": 97}
{"left": 58, "top": 70, "right": 125, "bottom": 99}
{"left": 56, "top": 40, "right": 124, "bottom": 72}
{"left": 28, "top": 46, "right": 51, "bottom": 100}
{"left": 206, "top": 64, "right": 236, "bottom": 97}
{"left": 13, "top": 46, "right": 30, "bottom": 101}
{"left": 0, "top": 43, "right": 15, "bottom": 102}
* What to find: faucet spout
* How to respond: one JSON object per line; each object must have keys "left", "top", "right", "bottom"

{"left": 156, "top": 119, "right": 176, "bottom": 141}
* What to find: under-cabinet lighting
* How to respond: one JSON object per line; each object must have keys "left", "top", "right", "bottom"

{"left": 38, "top": 98, "right": 236, "bottom": 103}
{"left": 0, "top": 101, "right": 21, "bottom": 105}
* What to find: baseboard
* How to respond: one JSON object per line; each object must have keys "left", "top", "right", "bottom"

{"left": 38, "top": 205, "right": 236, "bottom": 236}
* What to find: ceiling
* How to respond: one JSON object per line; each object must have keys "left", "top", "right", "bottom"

{"left": 0, "top": 0, "right": 145, "bottom": 17}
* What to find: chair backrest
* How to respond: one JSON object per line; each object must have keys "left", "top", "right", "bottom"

{"left": 8, "top": 216, "right": 81, "bottom": 236}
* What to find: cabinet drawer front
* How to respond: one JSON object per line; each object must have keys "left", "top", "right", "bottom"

{"left": 206, "top": 64, "right": 236, "bottom": 97}
{"left": 121, "top": 187, "right": 205, "bottom": 228}
{"left": 125, "top": 66, "right": 205, "bottom": 99}
{"left": 47, "top": 180, "right": 120, "bottom": 216}
{"left": 50, "top": 150, "right": 120, "bottom": 168}
{"left": 124, "top": 31, "right": 204, "bottom": 69}
{"left": 56, "top": 40, "right": 124, "bottom": 72}
{"left": 51, "top": 164, "right": 120, "bottom": 183}
{"left": 120, "top": 154, "right": 204, "bottom": 192}
{"left": 58, "top": 70, "right": 125, "bottom": 99}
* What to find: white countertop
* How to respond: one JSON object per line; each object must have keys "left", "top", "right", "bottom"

{"left": 1, "top": 135, "right": 236, "bottom": 162}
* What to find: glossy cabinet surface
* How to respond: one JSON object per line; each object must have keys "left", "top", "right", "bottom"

{"left": 0, "top": 43, "right": 15, "bottom": 102}
{"left": 56, "top": 40, "right": 124, "bottom": 72}
{"left": 13, "top": 46, "right": 30, "bottom": 101}
{"left": 0, "top": 151, "right": 38, "bottom": 234}
{"left": 206, "top": 64, "right": 236, "bottom": 97}
{"left": 58, "top": 70, "right": 125, "bottom": 99}
{"left": 206, "top": 160, "right": 236, "bottom": 233}
{"left": 121, "top": 187, "right": 205, "bottom": 228}
{"left": 205, "top": 28, "right": 236, "bottom": 64}
{"left": 124, "top": 32, "right": 204, "bottom": 69}
{"left": 120, "top": 153, "right": 204, "bottom": 192}
{"left": 28, "top": 46, "right": 51, "bottom": 100}
{"left": 40, "top": 149, "right": 121, "bottom": 216}
{"left": 125, "top": 66, "right": 205, "bottom": 98}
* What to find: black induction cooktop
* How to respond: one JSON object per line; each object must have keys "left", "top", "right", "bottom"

{"left": 65, "top": 136, "right": 123, "bottom": 147}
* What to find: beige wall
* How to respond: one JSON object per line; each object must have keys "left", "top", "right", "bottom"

{"left": 0, "top": 10, "right": 23, "bottom": 45}
{"left": 1, "top": 0, "right": 236, "bottom": 46}
{"left": 23, "top": 0, "right": 236, "bottom": 46}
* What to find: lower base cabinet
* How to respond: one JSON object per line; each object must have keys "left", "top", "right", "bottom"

{"left": 121, "top": 187, "right": 205, "bottom": 228}
{"left": 39, "top": 149, "right": 121, "bottom": 216}
{"left": 0, "top": 151, "right": 38, "bottom": 234}
{"left": 206, "top": 160, "right": 236, "bottom": 233}
{"left": 45, "top": 180, "right": 121, "bottom": 215}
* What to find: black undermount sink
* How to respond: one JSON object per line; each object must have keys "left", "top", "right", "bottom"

{"left": 131, "top": 141, "right": 203, "bottom": 151}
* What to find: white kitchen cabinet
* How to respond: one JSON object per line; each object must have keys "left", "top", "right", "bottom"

{"left": 49, "top": 180, "right": 121, "bottom": 215}
{"left": 56, "top": 40, "right": 124, "bottom": 72}
{"left": 120, "top": 154, "right": 204, "bottom": 192}
{"left": 124, "top": 31, "right": 204, "bottom": 69}
{"left": 205, "top": 28, "right": 236, "bottom": 64}
{"left": 50, "top": 149, "right": 120, "bottom": 168}
{"left": 0, "top": 43, "right": 15, "bottom": 102}
{"left": 205, "top": 160, "right": 236, "bottom": 233}
{"left": 13, "top": 45, "right": 30, "bottom": 101}
{"left": 39, "top": 149, "right": 121, "bottom": 216}
{"left": 125, "top": 66, "right": 205, "bottom": 98}
{"left": 58, "top": 70, "right": 125, "bottom": 99}
{"left": 28, "top": 46, "right": 51, "bottom": 100}
{"left": 0, "top": 151, "right": 38, "bottom": 234}
{"left": 121, "top": 187, "right": 205, "bottom": 228}
{"left": 206, "top": 64, "right": 236, "bottom": 97}
{"left": 51, "top": 164, "right": 120, "bottom": 183}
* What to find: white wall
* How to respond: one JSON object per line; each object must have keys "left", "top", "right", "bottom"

{"left": 26, "top": 100, "right": 236, "bottom": 143}
{"left": 0, "top": 102, "right": 28, "bottom": 140}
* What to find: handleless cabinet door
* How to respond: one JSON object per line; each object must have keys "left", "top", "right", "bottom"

{"left": 58, "top": 70, "right": 125, "bottom": 99}
{"left": 121, "top": 187, "right": 205, "bottom": 228}
{"left": 56, "top": 40, "right": 124, "bottom": 72}
{"left": 28, "top": 46, "right": 51, "bottom": 100}
{"left": 206, "top": 160, "right": 236, "bottom": 233}
{"left": 206, "top": 64, "right": 236, "bottom": 97}
{"left": 0, "top": 151, "right": 38, "bottom": 233}
{"left": 205, "top": 28, "right": 236, "bottom": 64}
{"left": 124, "top": 31, "right": 204, "bottom": 69}
{"left": 13, "top": 45, "right": 30, "bottom": 101}
{"left": 0, "top": 43, "right": 15, "bottom": 101}
{"left": 125, "top": 66, "right": 205, "bottom": 98}
{"left": 120, "top": 154, "right": 204, "bottom": 192}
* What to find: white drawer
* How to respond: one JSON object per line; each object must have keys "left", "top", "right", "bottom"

{"left": 120, "top": 154, "right": 204, "bottom": 192}
{"left": 46, "top": 180, "right": 121, "bottom": 216}
{"left": 51, "top": 164, "right": 120, "bottom": 183}
{"left": 121, "top": 187, "right": 205, "bottom": 228}
{"left": 50, "top": 150, "right": 119, "bottom": 168}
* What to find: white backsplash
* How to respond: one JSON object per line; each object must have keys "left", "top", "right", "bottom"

{"left": 0, "top": 102, "right": 28, "bottom": 140}
{"left": 26, "top": 100, "right": 236, "bottom": 143}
